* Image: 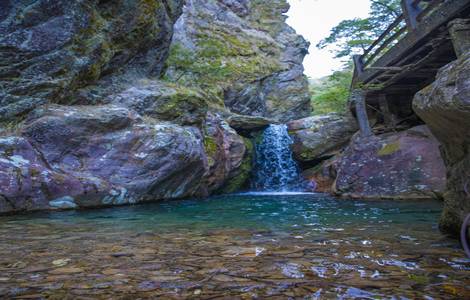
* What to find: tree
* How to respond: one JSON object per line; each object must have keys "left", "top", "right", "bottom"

{"left": 317, "top": 0, "right": 401, "bottom": 59}
{"left": 310, "top": 67, "right": 353, "bottom": 115}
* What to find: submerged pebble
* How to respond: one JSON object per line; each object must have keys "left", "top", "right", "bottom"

{"left": 0, "top": 194, "right": 468, "bottom": 298}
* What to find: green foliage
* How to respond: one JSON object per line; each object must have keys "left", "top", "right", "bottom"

{"left": 310, "top": 68, "right": 352, "bottom": 115}
{"left": 317, "top": 0, "right": 401, "bottom": 59}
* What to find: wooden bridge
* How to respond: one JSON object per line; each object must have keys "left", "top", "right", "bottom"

{"left": 351, "top": 0, "right": 470, "bottom": 135}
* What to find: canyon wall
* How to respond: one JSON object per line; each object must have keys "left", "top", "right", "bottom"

{"left": 0, "top": 0, "right": 311, "bottom": 213}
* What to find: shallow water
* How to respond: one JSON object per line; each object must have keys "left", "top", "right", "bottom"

{"left": 0, "top": 194, "right": 469, "bottom": 299}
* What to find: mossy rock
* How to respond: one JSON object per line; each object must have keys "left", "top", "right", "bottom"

{"left": 377, "top": 141, "right": 401, "bottom": 156}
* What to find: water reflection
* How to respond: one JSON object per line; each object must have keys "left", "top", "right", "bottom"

{"left": 0, "top": 194, "right": 468, "bottom": 298}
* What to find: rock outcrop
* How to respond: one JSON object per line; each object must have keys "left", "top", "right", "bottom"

{"left": 165, "top": 0, "right": 312, "bottom": 122}
{"left": 287, "top": 114, "right": 358, "bottom": 165}
{"left": 2, "top": 0, "right": 315, "bottom": 213}
{"left": 202, "top": 113, "right": 253, "bottom": 195}
{"left": 413, "top": 50, "right": 470, "bottom": 235}
{"left": 1, "top": 105, "right": 208, "bottom": 212}
{"left": 333, "top": 126, "right": 446, "bottom": 200}
{"left": 0, "top": 0, "right": 184, "bottom": 121}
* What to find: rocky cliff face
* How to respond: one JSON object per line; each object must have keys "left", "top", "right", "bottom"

{"left": 0, "top": 0, "right": 310, "bottom": 213}
{"left": 165, "top": 0, "right": 312, "bottom": 122}
{"left": 413, "top": 50, "right": 470, "bottom": 235}
{"left": 287, "top": 116, "right": 446, "bottom": 199}
{"left": 0, "top": 0, "right": 184, "bottom": 121}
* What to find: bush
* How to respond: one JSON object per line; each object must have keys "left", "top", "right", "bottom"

{"left": 310, "top": 68, "right": 352, "bottom": 115}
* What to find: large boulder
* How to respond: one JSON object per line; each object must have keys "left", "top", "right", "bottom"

{"left": 0, "top": 0, "right": 183, "bottom": 121}
{"left": 202, "top": 113, "right": 253, "bottom": 194}
{"left": 334, "top": 126, "right": 446, "bottom": 200}
{"left": 0, "top": 136, "right": 110, "bottom": 212}
{"left": 0, "top": 105, "right": 208, "bottom": 213}
{"left": 413, "top": 50, "right": 470, "bottom": 235}
{"left": 287, "top": 114, "right": 358, "bottom": 165}
{"left": 165, "top": 0, "right": 311, "bottom": 122}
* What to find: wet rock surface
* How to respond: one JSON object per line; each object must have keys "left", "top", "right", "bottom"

{"left": 413, "top": 50, "right": 470, "bottom": 235}
{"left": 333, "top": 126, "right": 446, "bottom": 200}
{"left": 227, "top": 114, "right": 273, "bottom": 134}
{"left": 0, "top": 194, "right": 468, "bottom": 299}
{"left": 300, "top": 157, "right": 337, "bottom": 193}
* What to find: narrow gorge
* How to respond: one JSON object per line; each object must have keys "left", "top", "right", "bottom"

{"left": 0, "top": 0, "right": 469, "bottom": 298}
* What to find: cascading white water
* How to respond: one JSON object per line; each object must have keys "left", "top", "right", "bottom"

{"left": 251, "top": 124, "right": 304, "bottom": 192}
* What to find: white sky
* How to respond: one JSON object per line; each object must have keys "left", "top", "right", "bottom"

{"left": 286, "top": 0, "right": 371, "bottom": 78}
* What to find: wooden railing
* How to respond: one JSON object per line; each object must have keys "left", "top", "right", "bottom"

{"left": 354, "top": 0, "right": 445, "bottom": 76}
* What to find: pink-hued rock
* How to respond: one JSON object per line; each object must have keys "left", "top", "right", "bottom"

{"left": 300, "top": 158, "right": 337, "bottom": 194}
{"left": 0, "top": 136, "right": 112, "bottom": 212}
{"left": 333, "top": 126, "right": 446, "bottom": 200}
{"left": 202, "top": 113, "right": 252, "bottom": 194}
{"left": 1, "top": 104, "right": 209, "bottom": 213}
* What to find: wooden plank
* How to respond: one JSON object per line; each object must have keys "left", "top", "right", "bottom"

{"left": 402, "top": 0, "right": 423, "bottom": 29}
{"left": 351, "top": 89, "right": 373, "bottom": 136}
{"left": 369, "top": 38, "right": 453, "bottom": 89}
{"left": 417, "top": 0, "right": 444, "bottom": 21}
{"left": 364, "top": 26, "right": 407, "bottom": 66}
{"left": 358, "top": 0, "right": 470, "bottom": 84}
{"left": 363, "top": 15, "right": 405, "bottom": 58}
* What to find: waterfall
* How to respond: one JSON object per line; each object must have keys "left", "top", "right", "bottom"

{"left": 251, "top": 124, "right": 304, "bottom": 192}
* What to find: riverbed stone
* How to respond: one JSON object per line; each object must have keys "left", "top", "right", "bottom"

{"left": 49, "top": 197, "right": 78, "bottom": 209}
{"left": 413, "top": 50, "right": 470, "bottom": 235}
{"left": 333, "top": 126, "right": 446, "bottom": 200}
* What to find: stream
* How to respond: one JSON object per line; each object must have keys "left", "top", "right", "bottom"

{"left": 0, "top": 193, "right": 469, "bottom": 299}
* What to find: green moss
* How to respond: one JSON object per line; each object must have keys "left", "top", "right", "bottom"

{"left": 377, "top": 141, "right": 401, "bottom": 156}
{"left": 166, "top": 29, "right": 282, "bottom": 89}
{"left": 408, "top": 274, "right": 429, "bottom": 285}
{"left": 219, "top": 138, "right": 254, "bottom": 193}
{"left": 248, "top": 0, "right": 288, "bottom": 36}
{"left": 204, "top": 136, "right": 219, "bottom": 158}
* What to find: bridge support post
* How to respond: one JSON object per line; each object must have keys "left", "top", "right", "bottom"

{"left": 353, "top": 55, "right": 364, "bottom": 76}
{"left": 351, "top": 89, "right": 373, "bottom": 137}
{"left": 401, "top": 0, "right": 422, "bottom": 30}
{"left": 378, "top": 94, "right": 396, "bottom": 130}
{"left": 449, "top": 19, "right": 470, "bottom": 58}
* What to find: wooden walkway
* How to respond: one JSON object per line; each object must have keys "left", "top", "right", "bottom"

{"left": 351, "top": 0, "right": 470, "bottom": 123}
